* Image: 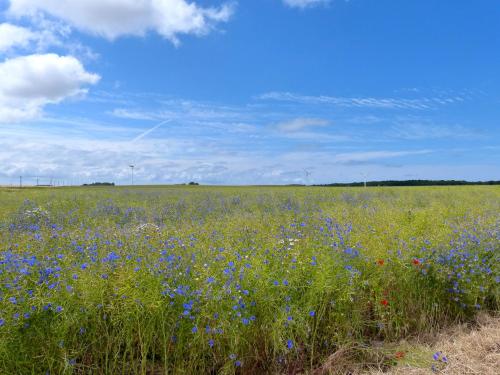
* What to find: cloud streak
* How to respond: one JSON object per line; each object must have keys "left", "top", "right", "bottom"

{"left": 131, "top": 120, "right": 171, "bottom": 143}
{"left": 258, "top": 91, "right": 465, "bottom": 110}
{"left": 282, "top": 0, "right": 330, "bottom": 9}
{"left": 276, "top": 117, "right": 329, "bottom": 132}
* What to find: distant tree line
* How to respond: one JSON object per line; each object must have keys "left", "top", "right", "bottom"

{"left": 315, "top": 180, "right": 500, "bottom": 187}
{"left": 82, "top": 182, "right": 115, "bottom": 186}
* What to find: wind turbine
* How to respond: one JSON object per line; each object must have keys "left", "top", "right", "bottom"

{"left": 361, "top": 172, "right": 368, "bottom": 188}
{"left": 303, "top": 169, "right": 312, "bottom": 186}
{"left": 129, "top": 165, "right": 135, "bottom": 185}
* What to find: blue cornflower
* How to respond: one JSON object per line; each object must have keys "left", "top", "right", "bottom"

{"left": 273, "top": 280, "right": 280, "bottom": 286}
{"left": 242, "top": 318, "right": 249, "bottom": 325}
{"left": 235, "top": 360, "right": 242, "bottom": 367}
{"left": 287, "top": 339, "right": 294, "bottom": 349}
{"left": 208, "top": 339, "right": 214, "bottom": 348}
{"left": 206, "top": 277, "right": 215, "bottom": 284}
{"left": 8, "top": 297, "right": 17, "bottom": 304}
{"left": 0, "top": 319, "right": 4, "bottom": 327}
{"left": 433, "top": 351, "right": 441, "bottom": 361}
{"left": 191, "top": 326, "right": 198, "bottom": 334}
{"left": 55, "top": 306, "right": 63, "bottom": 313}
{"left": 309, "top": 310, "right": 316, "bottom": 317}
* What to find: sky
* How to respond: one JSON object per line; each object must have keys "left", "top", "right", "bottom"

{"left": 0, "top": 0, "right": 499, "bottom": 186}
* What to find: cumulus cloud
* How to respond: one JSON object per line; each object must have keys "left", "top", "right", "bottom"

{"left": 283, "top": 0, "right": 330, "bottom": 9}
{"left": 8, "top": 0, "right": 235, "bottom": 44}
{"left": 276, "top": 117, "right": 328, "bottom": 132}
{"left": 0, "top": 53, "right": 100, "bottom": 122}
{"left": 0, "top": 23, "right": 36, "bottom": 52}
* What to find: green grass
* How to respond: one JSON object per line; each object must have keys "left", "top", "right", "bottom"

{"left": 0, "top": 186, "right": 498, "bottom": 374}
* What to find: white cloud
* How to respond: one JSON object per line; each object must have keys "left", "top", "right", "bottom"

{"left": 0, "top": 53, "right": 100, "bottom": 122}
{"left": 109, "top": 99, "right": 255, "bottom": 123}
{"left": 0, "top": 23, "right": 36, "bottom": 52}
{"left": 1, "top": 119, "right": 496, "bottom": 185}
{"left": 276, "top": 117, "right": 328, "bottom": 132}
{"left": 0, "top": 18, "right": 97, "bottom": 61}
{"left": 333, "top": 150, "right": 432, "bottom": 163}
{"left": 259, "top": 91, "right": 465, "bottom": 110}
{"left": 283, "top": 0, "right": 330, "bottom": 9}
{"left": 8, "top": 0, "right": 235, "bottom": 44}
{"left": 390, "top": 121, "right": 483, "bottom": 140}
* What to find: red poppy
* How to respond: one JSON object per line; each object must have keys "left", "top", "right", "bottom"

{"left": 412, "top": 258, "right": 421, "bottom": 266}
{"left": 380, "top": 299, "right": 389, "bottom": 306}
{"left": 377, "top": 259, "right": 385, "bottom": 266}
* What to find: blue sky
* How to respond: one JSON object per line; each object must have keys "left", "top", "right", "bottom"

{"left": 0, "top": 0, "right": 499, "bottom": 185}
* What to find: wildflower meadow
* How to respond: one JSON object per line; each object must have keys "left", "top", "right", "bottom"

{"left": 0, "top": 186, "right": 498, "bottom": 374}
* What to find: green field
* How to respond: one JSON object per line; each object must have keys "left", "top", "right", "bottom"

{"left": 0, "top": 186, "right": 498, "bottom": 374}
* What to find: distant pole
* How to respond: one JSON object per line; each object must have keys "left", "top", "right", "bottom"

{"left": 19, "top": 176, "right": 22, "bottom": 188}
{"left": 129, "top": 165, "right": 135, "bottom": 185}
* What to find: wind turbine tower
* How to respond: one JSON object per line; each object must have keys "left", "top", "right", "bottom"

{"left": 303, "top": 169, "right": 312, "bottom": 186}
{"left": 361, "top": 172, "right": 368, "bottom": 188}
{"left": 129, "top": 165, "right": 135, "bottom": 185}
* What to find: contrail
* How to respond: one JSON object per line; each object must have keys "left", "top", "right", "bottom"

{"left": 131, "top": 119, "right": 171, "bottom": 143}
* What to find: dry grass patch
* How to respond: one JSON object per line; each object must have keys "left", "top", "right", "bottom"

{"left": 364, "top": 314, "right": 500, "bottom": 375}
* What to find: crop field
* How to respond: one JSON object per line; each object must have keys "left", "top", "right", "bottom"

{"left": 0, "top": 186, "right": 498, "bottom": 374}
